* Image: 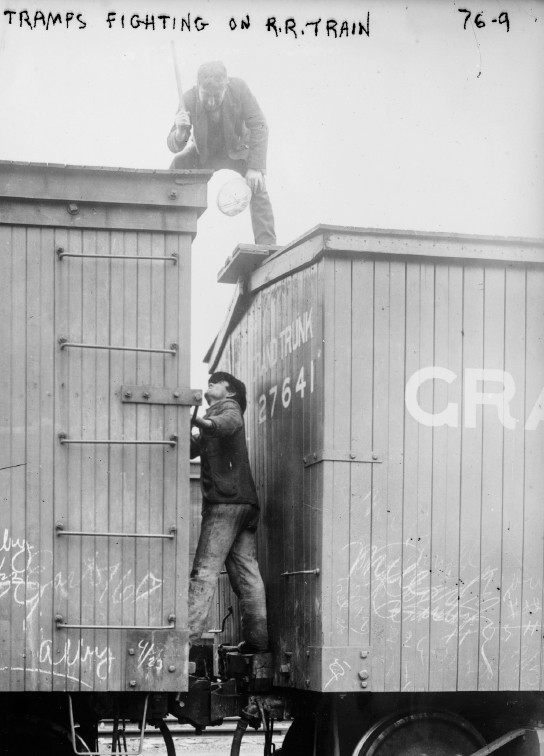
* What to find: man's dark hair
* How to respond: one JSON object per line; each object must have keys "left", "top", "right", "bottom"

{"left": 209, "top": 371, "right": 247, "bottom": 414}
{"left": 197, "top": 61, "right": 228, "bottom": 93}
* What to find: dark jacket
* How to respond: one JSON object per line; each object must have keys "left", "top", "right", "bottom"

{"left": 167, "top": 77, "right": 269, "bottom": 170}
{"left": 190, "top": 399, "right": 259, "bottom": 507}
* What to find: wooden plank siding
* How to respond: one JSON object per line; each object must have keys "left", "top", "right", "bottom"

{"left": 211, "top": 228, "right": 544, "bottom": 694}
{"left": 0, "top": 164, "right": 209, "bottom": 692}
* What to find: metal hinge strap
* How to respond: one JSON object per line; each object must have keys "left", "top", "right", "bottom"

{"left": 303, "top": 449, "right": 382, "bottom": 466}
{"left": 122, "top": 385, "right": 203, "bottom": 406}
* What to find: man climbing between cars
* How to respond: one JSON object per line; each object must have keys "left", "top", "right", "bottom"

{"left": 189, "top": 372, "right": 269, "bottom": 654}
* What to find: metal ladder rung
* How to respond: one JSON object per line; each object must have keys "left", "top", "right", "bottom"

{"left": 55, "top": 524, "right": 177, "bottom": 539}
{"left": 58, "top": 433, "right": 178, "bottom": 447}
{"left": 56, "top": 615, "right": 175, "bottom": 630}
{"left": 57, "top": 248, "right": 177, "bottom": 263}
{"left": 59, "top": 338, "right": 178, "bottom": 355}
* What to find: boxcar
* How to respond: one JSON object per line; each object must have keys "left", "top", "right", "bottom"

{"left": 0, "top": 161, "right": 210, "bottom": 751}
{"left": 208, "top": 225, "right": 544, "bottom": 754}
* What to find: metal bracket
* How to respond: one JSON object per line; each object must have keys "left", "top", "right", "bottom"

{"left": 281, "top": 568, "right": 320, "bottom": 578}
{"left": 303, "top": 449, "right": 382, "bottom": 466}
{"left": 126, "top": 629, "right": 188, "bottom": 691}
{"left": 122, "top": 385, "right": 203, "bottom": 406}
{"left": 306, "top": 646, "right": 371, "bottom": 692}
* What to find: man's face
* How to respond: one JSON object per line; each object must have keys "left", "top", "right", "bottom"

{"left": 205, "top": 380, "right": 233, "bottom": 405}
{"left": 198, "top": 85, "right": 227, "bottom": 112}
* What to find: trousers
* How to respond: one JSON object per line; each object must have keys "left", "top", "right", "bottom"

{"left": 188, "top": 502, "right": 269, "bottom": 651}
{"left": 170, "top": 146, "right": 277, "bottom": 246}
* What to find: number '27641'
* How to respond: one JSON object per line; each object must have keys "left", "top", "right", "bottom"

{"left": 258, "top": 362, "right": 314, "bottom": 424}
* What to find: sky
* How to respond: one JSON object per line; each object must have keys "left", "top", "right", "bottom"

{"left": 0, "top": 0, "right": 543, "bottom": 392}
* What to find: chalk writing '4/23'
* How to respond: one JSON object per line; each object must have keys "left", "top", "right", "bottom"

{"left": 258, "top": 362, "right": 314, "bottom": 423}
{"left": 458, "top": 9, "right": 510, "bottom": 31}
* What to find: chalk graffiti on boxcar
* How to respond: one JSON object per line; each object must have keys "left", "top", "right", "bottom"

{"left": 334, "top": 537, "right": 542, "bottom": 684}
{"left": 0, "top": 528, "right": 164, "bottom": 622}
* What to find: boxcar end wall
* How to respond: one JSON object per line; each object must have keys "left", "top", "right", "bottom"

{"left": 210, "top": 225, "right": 544, "bottom": 696}
{"left": 0, "top": 162, "right": 211, "bottom": 694}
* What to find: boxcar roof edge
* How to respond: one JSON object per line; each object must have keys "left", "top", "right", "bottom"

{"left": 206, "top": 223, "right": 544, "bottom": 372}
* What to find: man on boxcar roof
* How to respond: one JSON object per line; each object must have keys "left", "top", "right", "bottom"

{"left": 167, "top": 60, "right": 276, "bottom": 246}
{"left": 189, "top": 371, "right": 268, "bottom": 653}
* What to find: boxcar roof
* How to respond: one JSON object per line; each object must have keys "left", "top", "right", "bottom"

{"left": 0, "top": 160, "right": 213, "bottom": 211}
{"left": 208, "top": 223, "right": 544, "bottom": 371}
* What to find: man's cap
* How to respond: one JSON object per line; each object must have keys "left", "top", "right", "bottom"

{"left": 209, "top": 371, "right": 247, "bottom": 414}
{"left": 217, "top": 177, "right": 252, "bottom": 217}
{"left": 197, "top": 61, "right": 228, "bottom": 92}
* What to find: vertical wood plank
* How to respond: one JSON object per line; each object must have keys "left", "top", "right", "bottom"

{"left": 92, "top": 230, "right": 111, "bottom": 691}
{"left": 174, "top": 233, "right": 192, "bottom": 641}
{"left": 163, "top": 232, "right": 180, "bottom": 644}
{"left": 9, "top": 226, "right": 27, "bottom": 692}
{"left": 320, "top": 257, "right": 336, "bottom": 648}
{"left": 383, "top": 260, "right": 406, "bottom": 691}
{"left": 24, "top": 227, "right": 44, "bottom": 691}
{"left": 53, "top": 227, "right": 70, "bottom": 692}
{"left": 348, "top": 258, "right": 373, "bottom": 652}
{"left": 121, "top": 232, "right": 138, "bottom": 640}
{"left": 107, "top": 231, "right": 127, "bottom": 691}
{"left": 478, "top": 266, "right": 505, "bottom": 691}
{"left": 499, "top": 266, "right": 526, "bottom": 690}
{"left": 429, "top": 265, "right": 463, "bottom": 691}
{"left": 37, "top": 227, "right": 55, "bottom": 691}
{"left": 401, "top": 262, "right": 425, "bottom": 692}
{"left": 135, "top": 235, "right": 152, "bottom": 636}
{"left": 330, "top": 257, "right": 352, "bottom": 648}
{"left": 372, "top": 260, "right": 395, "bottom": 692}
{"left": 523, "top": 269, "right": 544, "bottom": 690}
{"left": 0, "top": 226, "right": 13, "bottom": 691}
{"left": 79, "top": 229, "right": 98, "bottom": 690}
{"left": 457, "top": 265, "right": 485, "bottom": 691}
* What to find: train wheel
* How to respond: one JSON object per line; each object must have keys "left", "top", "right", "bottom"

{"left": 0, "top": 715, "right": 76, "bottom": 755}
{"left": 276, "top": 716, "right": 315, "bottom": 756}
{"left": 351, "top": 710, "right": 486, "bottom": 756}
